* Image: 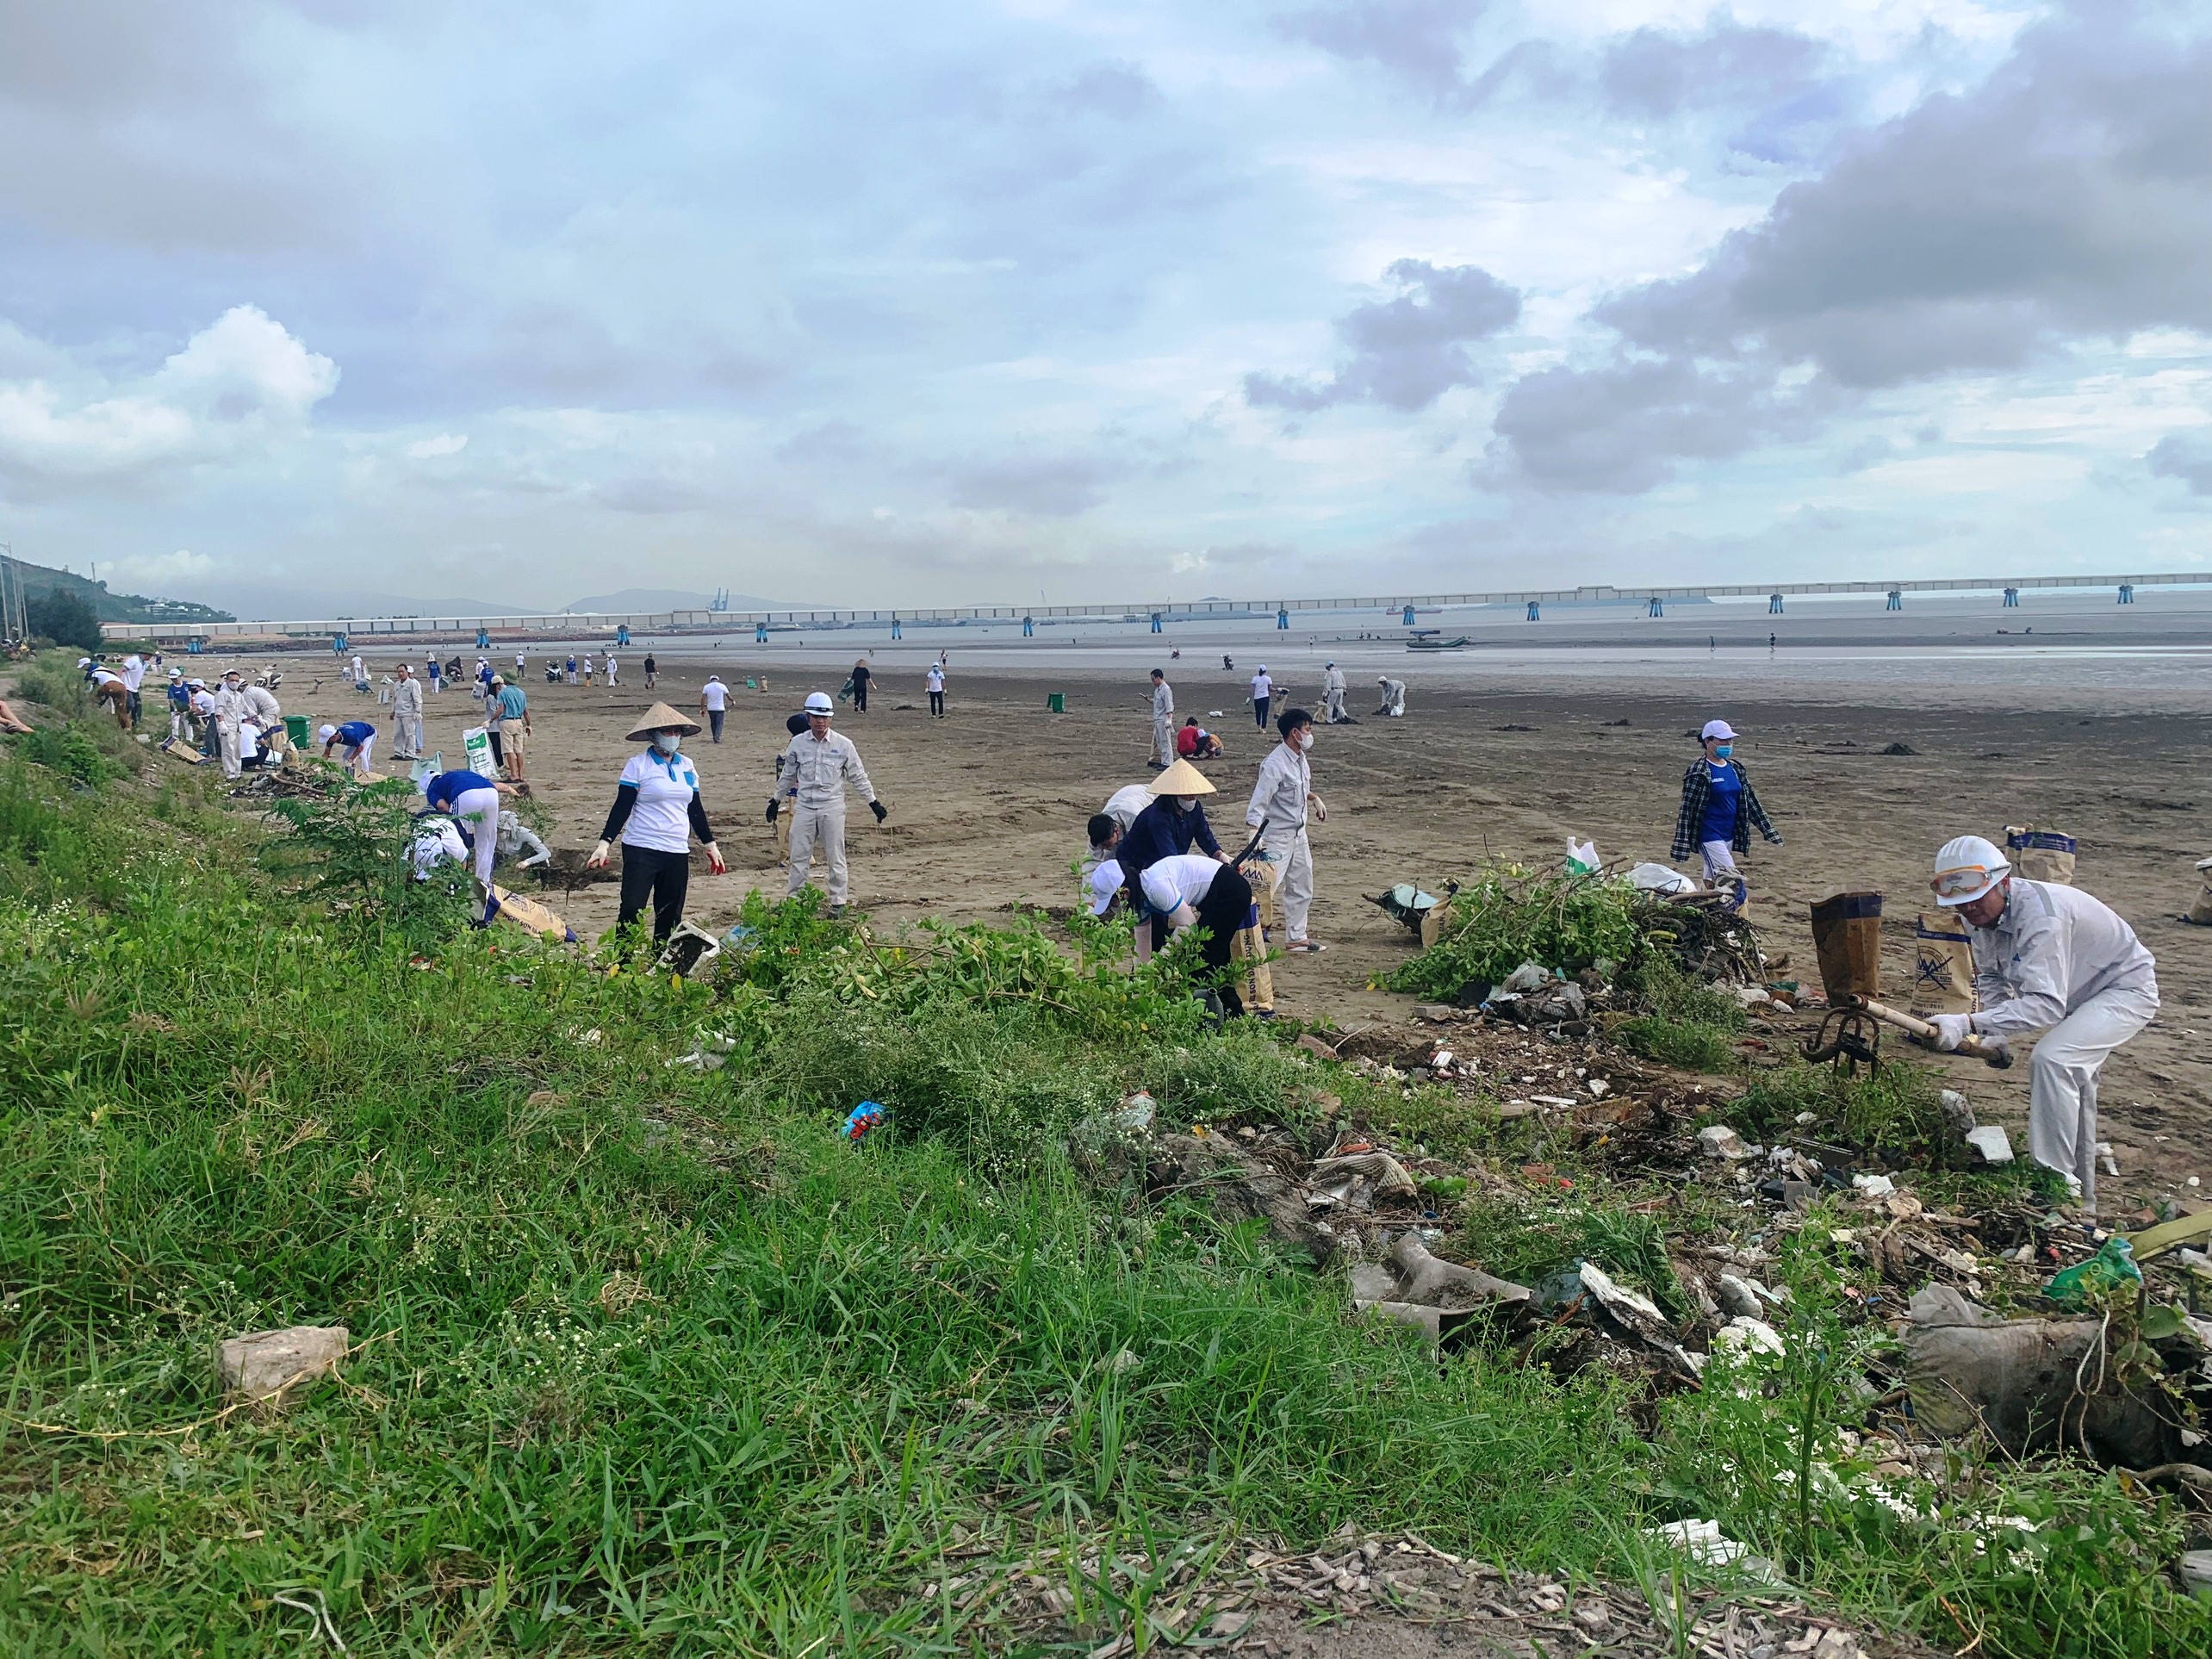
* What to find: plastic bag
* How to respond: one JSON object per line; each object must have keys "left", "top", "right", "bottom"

{"left": 1627, "top": 861, "right": 1695, "bottom": 895}
{"left": 1564, "top": 837, "right": 1600, "bottom": 875}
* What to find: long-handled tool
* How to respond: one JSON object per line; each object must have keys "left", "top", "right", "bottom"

{"left": 1803, "top": 890, "right": 2011, "bottom": 1070}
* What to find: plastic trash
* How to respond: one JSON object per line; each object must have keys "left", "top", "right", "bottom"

{"left": 1564, "top": 837, "right": 1600, "bottom": 876}
{"left": 841, "top": 1101, "right": 885, "bottom": 1143}
{"left": 1626, "top": 861, "right": 1695, "bottom": 895}
{"left": 2046, "top": 1235, "right": 2140, "bottom": 1305}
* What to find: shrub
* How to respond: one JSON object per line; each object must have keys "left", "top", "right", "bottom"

{"left": 1381, "top": 867, "right": 1643, "bottom": 1000}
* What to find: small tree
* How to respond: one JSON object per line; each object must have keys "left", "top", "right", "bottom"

{"left": 27, "top": 589, "right": 103, "bottom": 651}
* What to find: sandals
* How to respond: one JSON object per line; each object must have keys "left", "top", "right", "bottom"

{"left": 1287, "top": 939, "right": 1327, "bottom": 954}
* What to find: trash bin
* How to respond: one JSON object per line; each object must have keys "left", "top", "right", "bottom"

{"left": 1047, "top": 693, "right": 1066, "bottom": 713}
{"left": 283, "top": 715, "right": 309, "bottom": 748}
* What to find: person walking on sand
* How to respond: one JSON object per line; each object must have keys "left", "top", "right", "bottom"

{"left": 1248, "top": 665, "right": 1273, "bottom": 731}
{"left": 700, "top": 674, "right": 730, "bottom": 743}
{"left": 1669, "top": 719, "right": 1780, "bottom": 910}
{"left": 849, "top": 657, "right": 872, "bottom": 713}
{"left": 1247, "top": 707, "right": 1327, "bottom": 954}
{"left": 584, "top": 703, "right": 725, "bottom": 946}
{"left": 605, "top": 653, "right": 618, "bottom": 687}
{"left": 767, "top": 690, "right": 885, "bottom": 915}
{"left": 427, "top": 655, "right": 443, "bottom": 694}
{"left": 643, "top": 652, "right": 657, "bottom": 689}
{"left": 391, "top": 662, "right": 425, "bottom": 760}
{"left": 926, "top": 661, "right": 945, "bottom": 718}
{"left": 1147, "top": 668, "right": 1174, "bottom": 770}
{"left": 1927, "top": 835, "right": 2157, "bottom": 1211}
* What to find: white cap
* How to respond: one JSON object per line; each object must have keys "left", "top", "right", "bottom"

{"left": 1932, "top": 835, "right": 2010, "bottom": 906}
{"left": 77, "top": 657, "right": 91, "bottom": 667}
{"left": 805, "top": 691, "right": 834, "bottom": 714}
{"left": 317, "top": 724, "right": 336, "bottom": 740}
{"left": 1257, "top": 664, "right": 1267, "bottom": 673}
{"left": 1087, "top": 860, "right": 1124, "bottom": 916}
{"left": 1324, "top": 660, "right": 1335, "bottom": 668}
{"left": 1700, "top": 719, "right": 1737, "bottom": 741}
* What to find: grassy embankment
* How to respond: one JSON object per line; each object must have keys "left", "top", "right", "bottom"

{"left": 2, "top": 650, "right": 2206, "bottom": 1656}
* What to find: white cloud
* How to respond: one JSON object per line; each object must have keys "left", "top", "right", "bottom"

{"left": 0, "top": 305, "right": 335, "bottom": 490}
{"left": 105, "top": 548, "right": 217, "bottom": 588}
{"left": 405, "top": 432, "right": 469, "bottom": 458}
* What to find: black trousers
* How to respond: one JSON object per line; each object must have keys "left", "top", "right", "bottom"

{"left": 929, "top": 690, "right": 944, "bottom": 717}
{"left": 617, "top": 845, "right": 691, "bottom": 943}
{"left": 853, "top": 680, "right": 869, "bottom": 711}
{"left": 487, "top": 729, "right": 504, "bottom": 768}
{"left": 1253, "top": 695, "right": 1270, "bottom": 730}
{"left": 1152, "top": 866, "right": 1252, "bottom": 1016}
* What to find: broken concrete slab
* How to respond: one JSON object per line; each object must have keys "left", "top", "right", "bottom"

{"left": 1697, "top": 1124, "right": 1750, "bottom": 1160}
{"left": 219, "top": 1325, "right": 350, "bottom": 1404}
{"left": 1965, "top": 1125, "right": 2015, "bottom": 1166}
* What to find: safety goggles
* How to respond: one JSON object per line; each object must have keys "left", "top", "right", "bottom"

{"left": 1930, "top": 864, "right": 2003, "bottom": 901}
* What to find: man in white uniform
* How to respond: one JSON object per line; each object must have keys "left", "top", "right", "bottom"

{"left": 212, "top": 670, "right": 249, "bottom": 779}
{"left": 1928, "top": 835, "right": 2159, "bottom": 1209}
{"left": 239, "top": 680, "right": 283, "bottom": 761}
{"left": 1148, "top": 668, "right": 1174, "bottom": 770}
{"left": 1320, "top": 662, "right": 1347, "bottom": 724}
{"left": 1246, "top": 707, "right": 1327, "bottom": 954}
{"left": 767, "top": 690, "right": 886, "bottom": 913}
{"left": 390, "top": 662, "right": 425, "bottom": 759}
{"left": 120, "top": 652, "right": 146, "bottom": 730}
{"left": 1376, "top": 676, "right": 1406, "bottom": 718}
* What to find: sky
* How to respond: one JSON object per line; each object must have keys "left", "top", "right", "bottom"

{"left": 2, "top": 0, "right": 2209, "bottom": 617}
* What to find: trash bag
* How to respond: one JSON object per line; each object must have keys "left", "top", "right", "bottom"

{"left": 2191, "top": 856, "right": 2212, "bottom": 926}
{"left": 1628, "top": 861, "right": 1696, "bottom": 895}
{"left": 1903, "top": 1284, "right": 2181, "bottom": 1469}
{"left": 1565, "top": 837, "right": 1600, "bottom": 876}
{"left": 2005, "top": 825, "right": 2076, "bottom": 885}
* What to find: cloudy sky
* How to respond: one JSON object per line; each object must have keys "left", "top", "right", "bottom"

{"left": 2, "top": 0, "right": 2209, "bottom": 616}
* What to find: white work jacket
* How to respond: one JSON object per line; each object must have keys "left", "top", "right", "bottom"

{"left": 1246, "top": 743, "right": 1311, "bottom": 834}
{"left": 392, "top": 677, "right": 423, "bottom": 718}
{"left": 240, "top": 686, "right": 282, "bottom": 724}
{"left": 1322, "top": 668, "right": 1345, "bottom": 695}
{"left": 212, "top": 686, "right": 247, "bottom": 729}
{"left": 773, "top": 730, "right": 876, "bottom": 811}
{"left": 1152, "top": 682, "right": 1173, "bottom": 719}
{"left": 1967, "top": 879, "right": 2158, "bottom": 1037}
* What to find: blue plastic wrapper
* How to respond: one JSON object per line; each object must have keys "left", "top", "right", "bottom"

{"left": 841, "top": 1101, "right": 885, "bottom": 1143}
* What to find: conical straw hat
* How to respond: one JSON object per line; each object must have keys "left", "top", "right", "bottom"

{"left": 1147, "top": 758, "right": 1217, "bottom": 796}
{"left": 625, "top": 701, "right": 703, "bottom": 742}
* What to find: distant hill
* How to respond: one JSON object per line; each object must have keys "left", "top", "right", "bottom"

{"left": 564, "top": 587, "right": 798, "bottom": 612}
{"left": 3, "top": 554, "right": 233, "bottom": 624}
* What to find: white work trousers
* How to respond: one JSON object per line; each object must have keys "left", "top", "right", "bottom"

{"left": 395, "top": 714, "right": 424, "bottom": 758}
{"left": 1263, "top": 826, "right": 1314, "bottom": 942}
{"left": 2026, "top": 983, "right": 2158, "bottom": 1209}
{"left": 219, "top": 724, "right": 243, "bottom": 780}
{"left": 1322, "top": 689, "right": 1346, "bottom": 724}
{"left": 786, "top": 803, "right": 849, "bottom": 904}
{"left": 1153, "top": 714, "right": 1174, "bottom": 766}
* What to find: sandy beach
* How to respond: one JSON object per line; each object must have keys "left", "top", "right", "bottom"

{"left": 209, "top": 607, "right": 2212, "bottom": 1215}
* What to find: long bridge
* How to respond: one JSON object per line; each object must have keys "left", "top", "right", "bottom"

{"left": 104, "top": 570, "right": 2210, "bottom": 646}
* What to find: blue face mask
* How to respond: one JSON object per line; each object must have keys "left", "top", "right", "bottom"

{"left": 1713, "top": 743, "right": 1732, "bottom": 759}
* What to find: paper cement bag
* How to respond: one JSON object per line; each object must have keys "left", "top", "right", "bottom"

{"left": 2005, "top": 825, "right": 2076, "bottom": 885}
{"left": 1231, "top": 894, "right": 1274, "bottom": 1015}
{"left": 2191, "top": 857, "right": 2212, "bottom": 927}
{"left": 1911, "top": 910, "right": 1975, "bottom": 1016}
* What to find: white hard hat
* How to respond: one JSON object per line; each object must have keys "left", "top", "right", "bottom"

{"left": 1700, "top": 719, "right": 1737, "bottom": 741}
{"left": 317, "top": 724, "right": 337, "bottom": 741}
{"left": 1932, "top": 835, "right": 2010, "bottom": 906}
{"left": 805, "top": 691, "right": 834, "bottom": 714}
{"left": 1087, "top": 860, "right": 1124, "bottom": 916}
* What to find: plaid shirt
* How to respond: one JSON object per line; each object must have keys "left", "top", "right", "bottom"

{"left": 1671, "top": 758, "right": 1780, "bottom": 861}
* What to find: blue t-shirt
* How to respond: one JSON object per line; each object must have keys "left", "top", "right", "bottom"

{"left": 1699, "top": 761, "right": 1743, "bottom": 844}
{"left": 496, "top": 686, "right": 526, "bottom": 719}
{"left": 425, "top": 769, "right": 497, "bottom": 810}
{"left": 334, "top": 720, "right": 376, "bottom": 747}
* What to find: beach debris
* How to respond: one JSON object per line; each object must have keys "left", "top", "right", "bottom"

{"left": 2045, "top": 1235, "right": 2140, "bottom": 1305}
{"left": 1965, "top": 1125, "right": 2015, "bottom": 1165}
{"left": 2127, "top": 1208, "right": 2212, "bottom": 1264}
{"left": 840, "top": 1101, "right": 885, "bottom": 1143}
{"left": 1698, "top": 1124, "right": 1750, "bottom": 1160}
{"left": 1627, "top": 861, "right": 1695, "bottom": 894}
{"left": 1713, "top": 1315, "right": 1786, "bottom": 1357}
{"left": 1351, "top": 1233, "right": 1533, "bottom": 1347}
{"left": 1312, "top": 1150, "right": 1418, "bottom": 1200}
{"left": 1152, "top": 1134, "right": 1333, "bottom": 1264}
{"left": 1880, "top": 742, "right": 1919, "bottom": 755}
{"left": 220, "top": 1325, "right": 349, "bottom": 1405}
{"left": 1851, "top": 1173, "right": 1895, "bottom": 1200}
{"left": 1904, "top": 1284, "right": 2186, "bottom": 1469}
{"left": 2181, "top": 1550, "right": 2212, "bottom": 1601}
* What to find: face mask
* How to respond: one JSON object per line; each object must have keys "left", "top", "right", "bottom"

{"left": 1175, "top": 796, "right": 1196, "bottom": 811}
{"left": 1296, "top": 730, "right": 1314, "bottom": 751}
{"left": 1713, "top": 743, "right": 1732, "bottom": 759}
{"left": 653, "top": 733, "right": 681, "bottom": 755}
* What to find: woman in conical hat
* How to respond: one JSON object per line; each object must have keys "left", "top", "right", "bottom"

{"left": 1113, "top": 758, "right": 1233, "bottom": 957}
{"left": 583, "top": 703, "right": 724, "bottom": 945}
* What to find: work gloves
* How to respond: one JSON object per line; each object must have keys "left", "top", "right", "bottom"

{"left": 765, "top": 800, "right": 780, "bottom": 823}
{"left": 586, "top": 840, "right": 612, "bottom": 869}
{"left": 1930, "top": 1013, "right": 1973, "bottom": 1052}
{"left": 870, "top": 800, "right": 888, "bottom": 823}
{"left": 705, "top": 842, "right": 727, "bottom": 875}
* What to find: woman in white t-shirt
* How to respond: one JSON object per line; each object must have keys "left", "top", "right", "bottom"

{"left": 584, "top": 702, "right": 725, "bottom": 943}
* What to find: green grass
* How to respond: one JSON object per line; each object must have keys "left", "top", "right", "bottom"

{"left": 1, "top": 665, "right": 2206, "bottom": 1657}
